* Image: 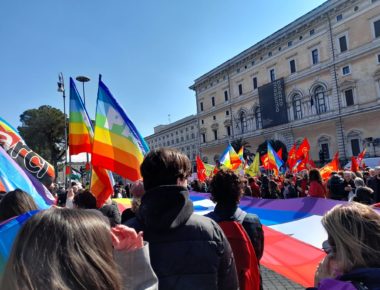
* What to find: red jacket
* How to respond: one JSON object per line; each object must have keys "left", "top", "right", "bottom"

{"left": 308, "top": 181, "right": 326, "bottom": 198}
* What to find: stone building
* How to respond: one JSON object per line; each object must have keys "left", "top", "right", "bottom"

{"left": 190, "top": 0, "right": 380, "bottom": 164}
{"left": 145, "top": 115, "right": 199, "bottom": 167}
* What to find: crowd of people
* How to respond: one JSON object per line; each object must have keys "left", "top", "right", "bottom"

{"left": 191, "top": 165, "right": 380, "bottom": 205}
{"left": 1, "top": 148, "right": 380, "bottom": 289}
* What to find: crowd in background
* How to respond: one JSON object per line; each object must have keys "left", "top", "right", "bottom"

{"left": 1, "top": 148, "right": 380, "bottom": 289}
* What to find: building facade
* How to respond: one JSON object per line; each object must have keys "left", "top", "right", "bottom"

{"left": 190, "top": 0, "right": 380, "bottom": 164}
{"left": 145, "top": 115, "right": 199, "bottom": 166}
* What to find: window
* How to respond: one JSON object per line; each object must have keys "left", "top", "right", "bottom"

{"left": 251, "top": 60, "right": 255, "bottom": 66}
{"left": 213, "top": 115, "right": 216, "bottom": 120}
{"left": 224, "top": 90, "right": 228, "bottom": 101}
{"left": 351, "top": 139, "right": 360, "bottom": 156}
{"left": 336, "top": 14, "right": 343, "bottom": 21}
{"left": 201, "top": 120, "right": 204, "bottom": 125}
{"left": 268, "top": 52, "right": 272, "bottom": 57}
{"left": 342, "top": 65, "right": 350, "bottom": 75}
{"left": 270, "top": 69, "right": 276, "bottom": 82}
{"left": 213, "top": 130, "right": 218, "bottom": 140}
{"left": 377, "top": 54, "right": 380, "bottom": 63}
{"left": 238, "top": 84, "right": 243, "bottom": 95}
{"left": 171, "top": 140, "right": 174, "bottom": 145}
{"left": 253, "top": 77, "right": 258, "bottom": 89}
{"left": 339, "top": 35, "right": 348, "bottom": 52}
{"left": 226, "top": 126, "right": 231, "bottom": 136}
{"left": 299, "top": 35, "right": 303, "bottom": 40}
{"left": 200, "top": 102, "right": 203, "bottom": 111}
{"left": 290, "top": 59, "right": 296, "bottom": 74}
{"left": 191, "top": 126, "right": 194, "bottom": 130}
{"left": 176, "top": 138, "right": 179, "bottom": 144}
{"left": 321, "top": 143, "right": 330, "bottom": 160}
{"left": 226, "top": 110, "right": 229, "bottom": 116}
{"left": 255, "top": 107, "right": 262, "bottom": 129}
{"left": 292, "top": 94, "right": 302, "bottom": 120}
{"left": 375, "top": 19, "right": 380, "bottom": 38}
{"left": 314, "top": 86, "right": 327, "bottom": 114}
{"left": 191, "top": 133, "right": 195, "bottom": 139}
{"left": 201, "top": 133, "right": 206, "bottom": 143}
{"left": 181, "top": 136, "right": 184, "bottom": 142}
{"left": 310, "top": 29, "right": 315, "bottom": 36}
{"left": 345, "top": 89, "right": 354, "bottom": 106}
{"left": 312, "top": 49, "right": 319, "bottom": 65}
{"left": 239, "top": 111, "right": 247, "bottom": 134}
{"left": 288, "top": 41, "right": 293, "bottom": 47}
{"left": 211, "top": 97, "right": 215, "bottom": 107}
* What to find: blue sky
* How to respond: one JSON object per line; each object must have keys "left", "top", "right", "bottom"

{"left": 0, "top": 0, "right": 325, "bottom": 137}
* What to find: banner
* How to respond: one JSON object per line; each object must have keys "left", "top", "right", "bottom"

{"left": 258, "top": 78, "right": 288, "bottom": 129}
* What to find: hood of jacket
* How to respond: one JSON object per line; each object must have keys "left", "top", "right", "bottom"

{"left": 136, "top": 185, "right": 193, "bottom": 232}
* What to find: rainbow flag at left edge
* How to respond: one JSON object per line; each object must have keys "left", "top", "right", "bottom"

{"left": 0, "top": 146, "right": 52, "bottom": 209}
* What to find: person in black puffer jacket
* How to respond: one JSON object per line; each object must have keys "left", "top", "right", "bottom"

{"left": 126, "top": 148, "right": 238, "bottom": 290}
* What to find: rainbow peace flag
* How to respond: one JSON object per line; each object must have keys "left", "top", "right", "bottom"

{"left": 0, "top": 210, "right": 39, "bottom": 273}
{"left": 189, "top": 192, "right": 344, "bottom": 287}
{"left": 267, "top": 142, "right": 284, "bottom": 174}
{"left": 219, "top": 144, "right": 242, "bottom": 170}
{"left": 69, "top": 78, "right": 93, "bottom": 155}
{"left": 92, "top": 76, "right": 149, "bottom": 181}
{"left": 69, "top": 79, "right": 113, "bottom": 207}
{"left": 0, "top": 146, "right": 51, "bottom": 209}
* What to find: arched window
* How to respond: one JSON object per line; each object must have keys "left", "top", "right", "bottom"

{"left": 255, "top": 107, "right": 262, "bottom": 129}
{"left": 239, "top": 111, "right": 247, "bottom": 133}
{"left": 292, "top": 94, "right": 302, "bottom": 120}
{"left": 314, "top": 86, "right": 327, "bottom": 114}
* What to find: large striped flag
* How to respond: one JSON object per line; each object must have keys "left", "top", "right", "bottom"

{"left": 69, "top": 78, "right": 93, "bottom": 155}
{"left": 219, "top": 144, "right": 242, "bottom": 170}
{"left": 69, "top": 79, "right": 113, "bottom": 207}
{"left": 0, "top": 146, "right": 52, "bottom": 209}
{"left": 0, "top": 117, "right": 55, "bottom": 187}
{"left": 189, "top": 192, "right": 343, "bottom": 287}
{"left": 92, "top": 76, "right": 149, "bottom": 181}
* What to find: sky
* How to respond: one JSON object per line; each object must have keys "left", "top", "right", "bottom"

{"left": 0, "top": 0, "right": 326, "bottom": 137}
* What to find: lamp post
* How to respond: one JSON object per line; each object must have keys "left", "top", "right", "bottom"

{"left": 75, "top": 75, "right": 91, "bottom": 184}
{"left": 57, "top": 73, "right": 69, "bottom": 188}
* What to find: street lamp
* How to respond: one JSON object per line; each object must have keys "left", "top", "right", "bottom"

{"left": 57, "top": 73, "right": 69, "bottom": 188}
{"left": 76, "top": 75, "right": 91, "bottom": 184}
{"left": 75, "top": 76, "right": 90, "bottom": 106}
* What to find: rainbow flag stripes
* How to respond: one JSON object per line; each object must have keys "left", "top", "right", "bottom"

{"left": 92, "top": 77, "right": 149, "bottom": 181}
{"left": 69, "top": 78, "right": 93, "bottom": 155}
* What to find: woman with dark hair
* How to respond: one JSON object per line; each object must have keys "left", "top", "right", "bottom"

{"left": 0, "top": 208, "right": 157, "bottom": 290}
{"left": 0, "top": 189, "right": 38, "bottom": 222}
{"left": 310, "top": 203, "right": 380, "bottom": 289}
{"left": 206, "top": 170, "right": 264, "bottom": 289}
{"left": 308, "top": 169, "right": 326, "bottom": 198}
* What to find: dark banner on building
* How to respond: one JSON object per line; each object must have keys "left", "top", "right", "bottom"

{"left": 258, "top": 78, "right": 288, "bottom": 129}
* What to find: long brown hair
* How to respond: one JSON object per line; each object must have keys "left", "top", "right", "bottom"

{"left": 0, "top": 189, "right": 38, "bottom": 222}
{"left": 0, "top": 208, "right": 122, "bottom": 290}
{"left": 322, "top": 203, "right": 380, "bottom": 273}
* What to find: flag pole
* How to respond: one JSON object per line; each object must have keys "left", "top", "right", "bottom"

{"left": 58, "top": 73, "right": 70, "bottom": 188}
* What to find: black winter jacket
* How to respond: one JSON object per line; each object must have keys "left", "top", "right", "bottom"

{"left": 126, "top": 185, "right": 238, "bottom": 290}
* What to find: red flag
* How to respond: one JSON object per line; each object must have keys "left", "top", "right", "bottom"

{"left": 261, "top": 153, "right": 269, "bottom": 168}
{"left": 296, "top": 138, "right": 310, "bottom": 160}
{"left": 357, "top": 148, "right": 366, "bottom": 168}
{"left": 196, "top": 155, "right": 207, "bottom": 182}
{"left": 287, "top": 144, "right": 297, "bottom": 169}
{"left": 320, "top": 152, "right": 339, "bottom": 180}
{"left": 277, "top": 148, "right": 283, "bottom": 160}
{"left": 351, "top": 156, "right": 359, "bottom": 172}
{"left": 65, "top": 165, "right": 71, "bottom": 175}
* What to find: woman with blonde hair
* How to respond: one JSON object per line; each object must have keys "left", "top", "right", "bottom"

{"left": 312, "top": 202, "right": 380, "bottom": 289}
{"left": 0, "top": 208, "right": 157, "bottom": 290}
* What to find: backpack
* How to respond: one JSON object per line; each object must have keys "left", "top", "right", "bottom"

{"left": 218, "top": 220, "right": 260, "bottom": 290}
